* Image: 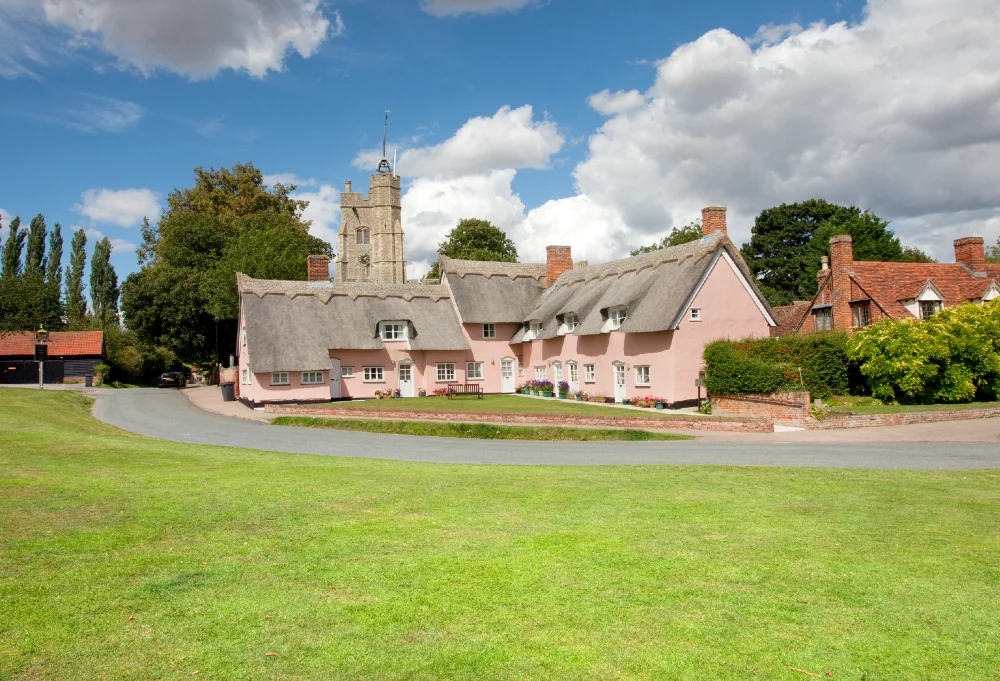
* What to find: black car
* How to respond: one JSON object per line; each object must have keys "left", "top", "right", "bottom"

{"left": 157, "top": 372, "right": 187, "bottom": 389}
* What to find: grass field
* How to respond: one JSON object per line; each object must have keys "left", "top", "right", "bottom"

{"left": 272, "top": 416, "right": 695, "bottom": 441}
{"left": 826, "top": 395, "right": 1000, "bottom": 415}
{"left": 1, "top": 390, "right": 998, "bottom": 680}
{"left": 345, "top": 394, "right": 700, "bottom": 418}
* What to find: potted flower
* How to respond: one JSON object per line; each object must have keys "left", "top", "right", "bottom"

{"left": 575, "top": 391, "right": 586, "bottom": 402}
{"left": 393, "top": 388, "right": 402, "bottom": 399}
{"left": 432, "top": 387, "right": 448, "bottom": 397}
{"left": 418, "top": 389, "right": 427, "bottom": 397}
{"left": 557, "top": 381, "right": 570, "bottom": 399}
{"left": 537, "top": 380, "right": 554, "bottom": 397}
{"left": 652, "top": 396, "right": 667, "bottom": 410}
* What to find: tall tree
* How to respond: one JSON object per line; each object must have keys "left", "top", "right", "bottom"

{"left": 987, "top": 237, "right": 1000, "bottom": 264}
{"left": 428, "top": 218, "right": 518, "bottom": 279}
{"left": 631, "top": 221, "right": 703, "bottom": 256}
{"left": 25, "top": 213, "right": 47, "bottom": 278}
{"left": 898, "top": 246, "right": 937, "bottom": 263}
{"left": 137, "top": 216, "right": 159, "bottom": 266}
{"left": 2, "top": 216, "right": 25, "bottom": 278}
{"left": 164, "top": 163, "right": 308, "bottom": 226}
{"left": 46, "top": 223, "right": 63, "bottom": 290}
{"left": 65, "top": 228, "right": 89, "bottom": 325}
{"left": 90, "top": 237, "right": 119, "bottom": 328}
{"left": 741, "top": 200, "right": 908, "bottom": 307}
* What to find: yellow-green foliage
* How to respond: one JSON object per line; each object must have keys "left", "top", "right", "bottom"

{"left": 847, "top": 300, "right": 1000, "bottom": 403}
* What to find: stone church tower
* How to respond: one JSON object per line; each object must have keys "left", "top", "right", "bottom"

{"left": 336, "top": 118, "right": 406, "bottom": 284}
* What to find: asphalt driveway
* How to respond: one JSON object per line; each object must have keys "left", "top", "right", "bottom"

{"left": 88, "top": 388, "right": 1000, "bottom": 469}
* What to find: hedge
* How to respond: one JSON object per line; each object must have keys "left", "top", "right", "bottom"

{"left": 704, "top": 332, "right": 851, "bottom": 398}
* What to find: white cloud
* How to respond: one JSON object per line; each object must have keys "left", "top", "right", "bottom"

{"left": 74, "top": 188, "right": 160, "bottom": 227}
{"left": 419, "top": 0, "right": 539, "bottom": 17}
{"left": 32, "top": 0, "right": 338, "bottom": 79}
{"left": 587, "top": 89, "right": 646, "bottom": 116}
{"left": 31, "top": 94, "right": 143, "bottom": 132}
{"left": 83, "top": 227, "right": 135, "bottom": 253}
{"left": 294, "top": 183, "right": 341, "bottom": 246}
{"left": 357, "top": 105, "right": 564, "bottom": 179}
{"left": 263, "top": 173, "right": 317, "bottom": 188}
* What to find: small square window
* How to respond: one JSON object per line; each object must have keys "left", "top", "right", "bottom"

{"left": 341, "top": 366, "right": 355, "bottom": 378}
{"left": 301, "top": 371, "right": 324, "bottom": 385}
{"left": 356, "top": 229, "right": 370, "bottom": 245}
{"left": 609, "top": 307, "right": 627, "bottom": 330}
{"left": 690, "top": 308, "right": 702, "bottom": 321}
{"left": 635, "top": 365, "right": 650, "bottom": 386}
{"left": 530, "top": 321, "right": 542, "bottom": 336}
{"left": 437, "top": 363, "right": 456, "bottom": 382}
{"left": 380, "top": 322, "right": 407, "bottom": 341}
{"left": 466, "top": 362, "right": 484, "bottom": 380}
{"left": 363, "top": 366, "right": 384, "bottom": 382}
{"left": 271, "top": 372, "right": 289, "bottom": 386}
{"left": 852, "top": 302, "right": 870, "bottom": 328}
{"left": 919, "top": 300, "right": 941, "bottom": 319}
{"left": 483, "top": 323, "right": 496, "bottom": 339}
{"left": 241, "top": 369, "right": 250, "bottom": 385}
{"left": 584, "top": 364, "right": 595, "bottom": 382}
{"left": 813, "top": 307, "right": 832, "bottom": 331}
{"left": 535, "top": 366, "right": 546, "bottom": 382}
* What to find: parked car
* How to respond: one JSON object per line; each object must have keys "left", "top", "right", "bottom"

{"left": 157, "top": 372, "right": 187, "bottom": 389}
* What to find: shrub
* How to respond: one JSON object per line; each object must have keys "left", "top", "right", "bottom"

{"left": 847, "top": 301, "right": 1000, "bottom": 403}
{"left": 703, "top": 342, "right": 796, "bottom": 395}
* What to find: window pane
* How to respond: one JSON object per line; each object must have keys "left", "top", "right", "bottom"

{"left": 467, "top": 362, "right": 483, "bottom": 380}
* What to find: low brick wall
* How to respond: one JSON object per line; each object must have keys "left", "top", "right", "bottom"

{"left": 268, "top": 404, "right": 772, "bottom": 432}
{"left": 808, "top": 406, "right": 1000, "bottom": 429}
{"left": 711, "top": 392, "right": 811, "bottom": 421}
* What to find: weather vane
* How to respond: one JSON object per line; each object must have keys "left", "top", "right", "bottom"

{"left": 377, "top": 109, "right": 393, "bottom": 175}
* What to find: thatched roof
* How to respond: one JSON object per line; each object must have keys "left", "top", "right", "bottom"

{"left": 439, "top": 255, "right": 547, "bottom": 324}
{"left": 239, "top": 274, "right": 469, "bottom": 373}
{"left": 510, "top": 233, "right": 774, "bottom": 341}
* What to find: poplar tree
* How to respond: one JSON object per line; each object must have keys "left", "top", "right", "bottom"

{"left": 2, "top": 216, "right": 25, "bottom": 278}
{"left": 25, "top": 213, "right": 47, "bottom": 278}
{"left": 46, "top": 223, "right": 63, "bottom": 291}
{"left": 65, "top": 228, "right": 89, "bottom": 325}
{"left": 89, "top": 237, "right": 119, "bottom": 328}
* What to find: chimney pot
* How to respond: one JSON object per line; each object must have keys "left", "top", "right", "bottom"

{"left": 701, "top": 206, "right": 727, "bottom": 236}
{"left": 546, "top": 245, "right": 573, "bottom": 287}
{"left": 821, "top": 255, "right": 829, "bottom": 271}
{"left": 345, "top": 180, "right": 352, "bottom": 193}
{"left": 307, "top": 254, "right": 331, "bottom": 283}
{"left": 954, "top": 236, "right": 985, "bottom": 271}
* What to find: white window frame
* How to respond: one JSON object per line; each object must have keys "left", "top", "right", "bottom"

{"left": 635, "top": 365, "right": 651, "bottom": 386}
{"left": 603, "top": 307, "right": 627, "bottom": 332}
{"left": 689, "top": 308, "right": 702, "bottom": 322}
{"left": 363, "top": 366, "right": 384, "bottom": 383}
{"left": 241, "top": 369, "right": 250, "bottom": 385}
{"left": 517, "top": 355, "right": 524, "bottom": 377}
{"left": 558, "top": 313, "right": 580, "bottom": 335}
{"left": 534, "top": 365, "right": 547, "bottom": 382}
{"left": 436, "top": 363, "right": 456, "bottom": 382}
{"left": 568, "top": 361, "right": 579, "bottom": 385}
{"left": 271, "top": 372, "right": 289, "bottom": 386}
{"left": 356, "top": 228, "right": 370, "bottom": 245}
{"left": 341, "top": 366, "right": 355, "bottom": 378}
{"left": 482, "top": 323, "right": 496, "bottom": 339}
{"left": 466, "top": 362, "right": 484, "bottom": 381}
{"left": 919, "top": 300, "right": 941, "bottom": 319}
{"left": 380, "top": 321, "right": 408, "bottom": 341}
{"left": 584, "top": 364, "right": 596, "bottom": 383}
{"left": 301, "top": 371, "right": 324, "bottom": 385}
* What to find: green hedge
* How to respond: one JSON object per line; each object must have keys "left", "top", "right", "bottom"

{"left": 704, "top": 332, "right": 851, "bottom": 398}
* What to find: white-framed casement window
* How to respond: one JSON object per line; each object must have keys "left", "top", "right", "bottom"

{"left": 363, "top": 366, "right": 384, "bottom": 382}
{"left": 271, "top": 372, "right": 289, "bottom": 386}
{"left": 301, "top": 371, "right": 324, "bottom": 385}
{"left": 517, "top": 355, "right": 524, "bottom": 377}
{"left": 635, "top": 365, "right": 651, "bottom": 386}
{"left": 584, "top": 364, "right": 596, "bottom": 383}
{"left": 466, "top": 362, "right": 484, "bottom": 380}
{"left": 380, "top": 321, "right": 408, "bottom": 341}
{"left": 436, "top": 363, "right": 456, "bottom": 382}
{"left": 609, "top": 307, "right": 627, "bottom": 329}
{"left": 919, "top": 300, "right": 941, "bottom": 319}
{"left": 535, "top": 365, "right": 546, "bottom": 382}
{"left": 341, "top": 366, "right": 355, "bottom": 378}
{"left": 241, "top": 369, "right": 250, "bottom": 385}
{"left": 690, "top": 308, "right": 702, "bottom": 322}
{"left": 568, "top": 361, "right": 579, "bottom": 385}
{"left": 558, "top": 313, "right": 580, "bottom": 335}
{"left": 482, "top": 323, "right": 496, "bottom": 339}
{"left": 356, "top": 228, "right": 370, "bottom": 245}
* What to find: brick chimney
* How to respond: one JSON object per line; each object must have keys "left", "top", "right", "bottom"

{"left": 818, "top": 255, "right": 829, "bottom": 286}
{"left": 829, "top": 234, "right": 853, "bottom": 267}
{"left": 828, "top": 235, "right": 853, "bottom": 331}
{"left": 546, "top": 246, "right": 573, "bottom": 287}
{"left": 307, "top": 254, "right": 330, "bottom": 283}
{"left": 701, "top": 206, "right": 727, "bottom": 236}
{"left": 954, "top": 237, "right": 985, "bottom": 271}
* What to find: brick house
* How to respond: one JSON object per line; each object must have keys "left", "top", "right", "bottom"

{"left": 773, "top": 235, "right": 1000, "bottom": 335}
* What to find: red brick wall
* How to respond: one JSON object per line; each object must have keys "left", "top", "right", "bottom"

{"left": 307, "top": 255, "right": 330, "bottom": 282}
{"left": 954, "top": 237, "right": 985, "bottom": 271}
{"left": 711, "top": 391, "right": 811, "bottom": 421}
{"left": 701, "top": 206, "right": 727, "bottom": 236}
{"left": 546, "top": 246, "right": 573, "bottom": 287}
{"left": 810, "top": 406, "right": 1000, "bottom": 429}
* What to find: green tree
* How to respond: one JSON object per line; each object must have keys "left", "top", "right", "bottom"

{"left": 897, "top": 246, "right": 937, "bottom": 263}
{"left": 137, "top": 216, "right": 158, "bottom": 266}
{"left": 65, "top": 228, "right": 89, "bottom": 326}
{"left": 741, "top": 200, "right": 908, "bottom": 307}
{"left": 2, "top": 216, "right": 25, "bottom": 278}
{"left": 46, "top": 223, "right": 63, "bottom": 290}
{"left": 26, "top": 214, "right": 48, "bottom": 278}
{"left": 631, "top": 221, "right": 703, "bottom": 256}
{"left": 987, "top": 237, "right": 1000, "bottom": 264}
{"left": 90, "top": 237, "right": 119, "bottom": 328}
{"left": 428, "top": 218, "right": 518, "bottom": 279}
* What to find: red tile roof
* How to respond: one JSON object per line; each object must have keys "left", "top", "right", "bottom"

{"left": 771, "top": 301, "right": 812, "bottom": 336}
{"left": 0, "top": 331, "right": 104, "bottom": 357}
{"left": 846, "top": 262, "right": 999, "bottom": 320}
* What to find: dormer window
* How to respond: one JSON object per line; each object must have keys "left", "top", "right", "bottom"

{"left": 919, "top": 301, "right": 941, "bottom": 319}
{"left": 557, "top": 313, "right": 580, "bottom": 336}
{"left": 380, "top": 321, "right": 408, "bottom": 341}
{"left": 356, "top": 228, "right": 370, "bottom": 245}
{"left": 608, "top": 307, "right": 627, "bottom": 330}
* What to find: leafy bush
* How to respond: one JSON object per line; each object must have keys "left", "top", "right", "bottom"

{"left": 847, "top": 301, "right": 1000, "bottom": 403}
{"left": 703, "top": 342, "right": 796, "bottom": 395}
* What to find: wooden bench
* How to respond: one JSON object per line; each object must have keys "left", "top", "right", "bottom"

{"left": 447, "top": 383, "right": 483, "bottom": 399}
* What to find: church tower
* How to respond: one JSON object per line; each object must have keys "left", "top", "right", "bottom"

{"left": 336, "top": 113, "right": 406, "bottom": 284}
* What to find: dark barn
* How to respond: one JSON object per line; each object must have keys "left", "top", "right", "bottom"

{"left": 0, "top": 331, "right": 105, "bottom": 385}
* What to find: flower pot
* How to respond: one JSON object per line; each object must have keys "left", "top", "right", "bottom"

{"left": 543, "top": 391, "right": 553, "bottom": 397}
{"left": 605, "top": 397, "right": 615, "bottom": 404}
{"left": 655, "top": 402, "right": 665, "bottom": 410}
{"left": 558, "top": 393, "right": 567, "bottom": 399}
{"left": 574, "top": 395, "right": 582, "bottom": 401}
{"left": 418, "top": 390, "right": 426, "bottom": 397}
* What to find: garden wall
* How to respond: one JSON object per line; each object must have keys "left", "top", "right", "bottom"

{"left": 710, "top": 392, "right": 811, "bottom": 421}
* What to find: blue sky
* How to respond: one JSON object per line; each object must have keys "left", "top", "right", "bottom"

{"left": 2, "top": 0, "right": 998, "bottom": 283}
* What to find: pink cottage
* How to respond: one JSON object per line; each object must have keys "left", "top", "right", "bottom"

{"left": 236, "top": 203, "right": 776, "bottom": 407}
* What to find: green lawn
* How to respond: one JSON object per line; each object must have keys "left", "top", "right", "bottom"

{"left": 272, "top": 416, "right": 694, "bottom": 441}
{"left": 344, "top": 393, "right": 701, "bottom": 418}
{"left": 827, "top": 395, "right": 1000, "bottom": 415}
{"left": 2, "top": 390, "right": 999, "bottom": 680}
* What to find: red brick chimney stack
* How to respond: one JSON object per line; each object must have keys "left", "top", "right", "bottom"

{"left": 828, "top": 235, "right": 853, "bottom": 331}
{"left": 701, "top": 206, "right": 727, "bottom": 236}
{"left": 828, "top": 234, "right": 853, "bottom": 268}
{"left": 954, "top": 237, "right": 985, "bottom": 271}
{"left": 307, "top": 254, "right": 331, "bottom": 283}
{"left": 546, "top": 246, "right": 573, "bottom": 287}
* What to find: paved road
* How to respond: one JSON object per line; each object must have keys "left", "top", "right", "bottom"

{"left": 89, "top": 388, "right": 1000, "bottom": 469}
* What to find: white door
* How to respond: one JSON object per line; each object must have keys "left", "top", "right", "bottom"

{"left": 501, "top": 358, "right": 515, "bottom": 393}
{"left": 613, "top": 363, "right": 626, "bottom": 403}
{"left": 553, "top": 361, "right": 563, "bottom": 390}
{"left": 398, "top": 363, "right": 414, "bottom": 397}
{"left": 568, "top": 362, "right": 579, "bottom": 393}
{"left": 329, "top": 358, "right": 341, "bottom": 399}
